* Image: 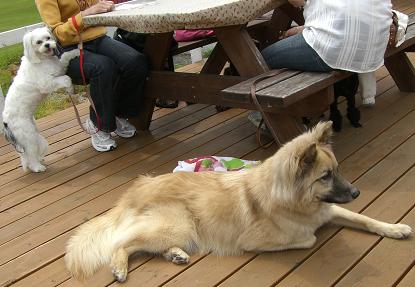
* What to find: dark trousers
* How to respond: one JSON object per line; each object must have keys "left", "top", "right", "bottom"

{"left": 64, "top": 36, "right": 148, "bottom": 132}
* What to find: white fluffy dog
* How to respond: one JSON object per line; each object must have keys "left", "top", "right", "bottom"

{"left": 1, "top": 27, "right": 79, "bottom": 172}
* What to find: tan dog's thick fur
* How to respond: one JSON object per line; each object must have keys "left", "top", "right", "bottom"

{"left": 65, "top": 122, "right": 412, "bottom": 282}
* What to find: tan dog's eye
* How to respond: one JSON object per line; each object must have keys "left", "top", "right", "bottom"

{"left": 320, "top": 170, "right": 332, "bottom": 181}
{"left": 46, "top": 36, "right": 50, "bottom": 40}
{"left": 36, "top": 40, "right": 42, "bottom": 45}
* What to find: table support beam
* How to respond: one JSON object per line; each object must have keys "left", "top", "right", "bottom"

{"left": 136, "top": 32, "right": 174, "bottom": 130}
{"left": 385, "top": 52, "right": 415, "bottom": 92}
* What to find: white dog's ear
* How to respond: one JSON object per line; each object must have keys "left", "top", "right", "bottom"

{"left": 313, "top": 121, "right": 333, "bottom": 145}
{"left": 23, "top": 31, "right": 40, "bottom": 64}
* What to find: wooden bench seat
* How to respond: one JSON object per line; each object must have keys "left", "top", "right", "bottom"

{"left": 221, "top": 12, "right": 415, "bottom": 145}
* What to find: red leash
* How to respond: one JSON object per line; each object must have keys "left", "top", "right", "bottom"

{"left": 70, "top": 15, "right": 102, "bottom": 134}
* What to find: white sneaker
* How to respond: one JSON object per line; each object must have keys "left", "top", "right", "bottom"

{"left": 85, "top": 119, "right": 117, "bottom": 152}
{"left": 115, "top": 117, "right": 136, "bottom": 138}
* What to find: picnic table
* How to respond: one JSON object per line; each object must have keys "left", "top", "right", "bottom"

{"left": 83, "top": 0, "right": 310, "bottom": 144}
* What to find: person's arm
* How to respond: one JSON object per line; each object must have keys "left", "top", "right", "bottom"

{"left": 35, "top": 0, "right": 114, "bottom": 44}
{"left": 284, "top": 26, "right": 305, "bottom": 38}
{"left": 81, "top": 1, "right": 115, "bottom": 17}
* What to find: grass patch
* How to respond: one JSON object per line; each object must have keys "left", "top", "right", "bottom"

{"left": 0, "top": 0, "right": 40, "bottom": 32}
{"left": 34, "top": 93, "right": 79, "bottom": 119}
{"left": 0, "top": 43, "right": 23, "bottom": 94}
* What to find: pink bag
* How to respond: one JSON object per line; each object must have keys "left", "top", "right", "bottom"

{"left": 174, "top": 29, "right": 215, "bottom": 42}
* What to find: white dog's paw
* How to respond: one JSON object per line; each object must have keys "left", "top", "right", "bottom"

{"left": 63, "top": 75, "right": 72, "bottom": 86}
{"left": 29, "top": 163, "right": 46, "bottom": 173}
{"left": 376, "top": 223, "right": 412, "bottom": 239}
{"left": 73, "top": 49, "right": 80, "bottom": 57}
{"left": 62, "top": 75, "right": 74, "bottom": 94}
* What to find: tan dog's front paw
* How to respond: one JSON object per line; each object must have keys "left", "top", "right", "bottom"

{"left": 377, "top": 223, "right": 412, "bottom": 239}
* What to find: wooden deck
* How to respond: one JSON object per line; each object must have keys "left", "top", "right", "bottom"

{"left": 1, "top": 2, "right": 415, "bottom": 286}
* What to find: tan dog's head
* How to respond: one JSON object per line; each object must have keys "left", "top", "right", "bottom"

{"left": 271, "top": 121, "right": 360, "bottom": 208}
{"left": 23, "top": 27, "right": 56, "bottom": 63}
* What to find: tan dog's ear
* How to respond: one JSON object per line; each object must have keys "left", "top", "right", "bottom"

{"left": 299, "top": 143, "right": 317, "bottom": 171}
{"left": 313, "top": 121, "right": 333, "bottom": 145}
{"left": 23, "top": 31, "right": 41, "bottom": 64}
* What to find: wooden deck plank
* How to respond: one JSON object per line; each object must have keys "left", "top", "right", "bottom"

{"left": 152, "top": 125, "right": 257, "bottom": 175}
{"left": 0, "top": 112, "right": 88, "bottom": 156}
{"left": 0, "top": 104, "right": 207, "bottom": 189}
{"left": 396, "top": 265, "right": 415, "bottom": 287}
{"left": 334, "top": 87, "right": 415, "bottom": 161}
{"left": 0, "top": 102, "right": 193, "bottom": 177}
{"left": 0, "top": 101, "right": 188, "bottom": 164}
{"left": 334, "top": 206, "right": 415, "bottom": 287}
{"left": 218, "top": 116, "right": 415, "bottom": 287}
{"left": 0, "top": 105, "right": 215, "bottom": 208}
{"left": 0, "top": 104, "right": 90, "bottom": 148}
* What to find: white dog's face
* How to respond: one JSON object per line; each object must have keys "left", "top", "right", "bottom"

{"left": 23, "top": 27, "right": 57, "bottom": 63}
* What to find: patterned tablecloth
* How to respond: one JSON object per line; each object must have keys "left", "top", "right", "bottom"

{"left": 83, "top": 0, "right": 287, "bottom": 33}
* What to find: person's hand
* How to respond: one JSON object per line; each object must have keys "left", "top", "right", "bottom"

{"left": 279, "top": 26, "right": 304, "bottom": 39}
{"left": 81, "top": 1, "right": 115, "bottom": 17}
{"left": 288, "top": 0, "right": 306, "bottom": 8}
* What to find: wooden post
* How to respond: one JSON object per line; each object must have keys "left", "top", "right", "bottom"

{"left": 135, "top": 32, "right": 174, "bottom": 130}
{"left": 384, "top": 52, "right": 415, "bottom": 92}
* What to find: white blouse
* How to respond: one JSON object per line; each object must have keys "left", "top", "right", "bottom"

{"left": 302, "top": 0, "right": 392, "bottom": 73}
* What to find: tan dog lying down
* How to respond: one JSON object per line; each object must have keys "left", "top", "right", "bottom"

{"left": 65, "top": 121, "right": 412, "bottom": 282}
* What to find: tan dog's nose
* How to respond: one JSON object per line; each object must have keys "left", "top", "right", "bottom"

{"left": 351, "top": 187, "right": 360, "bottom": 199}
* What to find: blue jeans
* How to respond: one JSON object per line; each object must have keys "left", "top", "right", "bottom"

{"left": 62, "top": 36, "right": 148, "bottom": 132}
{"left": 262, "top": 33, "right": 332, "bottom": 73}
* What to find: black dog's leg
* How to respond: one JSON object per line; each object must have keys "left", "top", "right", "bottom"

{"left": 331, "top": 73, "right": 362, "bottom": 131}
{"left": 344, "top": 73, "right": 362, "bottom": 128}
{"left": 329, "top": 97, "right": 343, "bottom": 132}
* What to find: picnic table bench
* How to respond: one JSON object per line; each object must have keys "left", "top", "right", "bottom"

{"left": 222, "top": 12, "right": 415, "bottom": 144}
{"left": 84, "top": 0, "right": 414, "bottom": 147}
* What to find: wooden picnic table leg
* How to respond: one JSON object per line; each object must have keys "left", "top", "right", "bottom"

{"left": 215, "top": 26, "right": 304, "bottom": 146}
{"left": 200, "top": 43, "right": 228, "bottom": 75}
{"left": 384, "top": 52, "right": 415, "bottom": 92}
{"left": 135, "top": 32, "right": 174, "bottom": 130}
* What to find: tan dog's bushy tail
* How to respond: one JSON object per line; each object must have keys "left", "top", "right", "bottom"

{"left": 65, "top": 211, "right": 120, "bottom": 279}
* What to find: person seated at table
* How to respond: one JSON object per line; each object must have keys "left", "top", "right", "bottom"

{"left": 252, "top": 0, "right": 393, "bottom": 131}
{"left": 35, "top": 0, "right": 148, "bottom": 152}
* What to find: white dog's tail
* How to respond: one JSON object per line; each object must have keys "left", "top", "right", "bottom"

{"left": 65, "top": 208, "right": 136, "bottom": 279}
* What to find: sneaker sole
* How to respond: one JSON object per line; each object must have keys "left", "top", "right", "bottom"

{"left": 92, "top": 142, "right": 117, "bottom": 152}
{"left": 115, "top": 130, "right": 137, "bottom": 138}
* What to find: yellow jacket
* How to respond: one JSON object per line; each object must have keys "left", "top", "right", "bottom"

{"left": 35, "top": 0, "right": 107, "bottom": 46}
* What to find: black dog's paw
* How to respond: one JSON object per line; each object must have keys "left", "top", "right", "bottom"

{"left": 329, "top": 108, "right": 343, "bottom": 132}
{"left": 215, "top": 105, "right": 230, "bottom": 112}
